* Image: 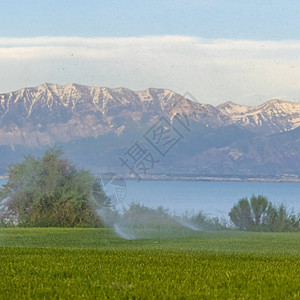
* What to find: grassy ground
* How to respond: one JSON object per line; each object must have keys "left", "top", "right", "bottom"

{"left": 0, "top": 228, "right": 300, "bottom": 299}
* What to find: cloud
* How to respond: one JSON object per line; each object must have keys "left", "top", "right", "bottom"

{"left": 1, "top": 36, "right": 300, "bottom": 105}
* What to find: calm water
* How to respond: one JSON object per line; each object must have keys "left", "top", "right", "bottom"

{"left": 1, "top": 178, "right": 300, "bottom": 218}
{"left": 124, "top": 180, "right": 300, "bottom": 218}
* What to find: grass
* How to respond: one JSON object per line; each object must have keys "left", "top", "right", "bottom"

{"left": 0, "top": 228, "right": 300, "bottom": 299}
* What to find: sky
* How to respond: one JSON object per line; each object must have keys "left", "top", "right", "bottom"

{"left": 1, "top": 0, "right": 300, "bottom": 105}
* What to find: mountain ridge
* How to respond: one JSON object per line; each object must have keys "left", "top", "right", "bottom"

{"left": 0, "top": 83, "right": 227, "bottom": 147}
{"left": 1, "top": 83, "right": 300, "bottom": 177}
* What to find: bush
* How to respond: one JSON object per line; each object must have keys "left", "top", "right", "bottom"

{"left": 263, "top": 203, "right": 300, "bottom": 232}
{"left": 113, "top": 203, "right": 229, "bottom": 234}
{"left": 187, "top": 211, "right": 229, "bottom": 230}
{"left": 0, "top": 149, "right": 109, "bottom": 227}
{"left": 120, "top": 203, "right": 173, "bottom": 228}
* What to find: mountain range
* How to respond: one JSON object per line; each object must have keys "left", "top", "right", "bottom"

{"left": 1, "top": 83, "right": 300, "bottom": 179}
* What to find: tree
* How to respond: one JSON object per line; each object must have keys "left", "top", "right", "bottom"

{"left": 229, "top": 197, "right": 254, "bottom": 230}
{"left": 229, "top": 195, "right": 300, "bottom": 232}
{"left": 250, "top": 194, "right": 269, "bottom": 226}
{"left": 0, "top": 149, "right": 109, "bottom": 227}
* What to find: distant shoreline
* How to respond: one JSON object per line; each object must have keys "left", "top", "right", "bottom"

{"left": 102, "top": 174, "right": 300, "bottom": 183}
{"left": 2, "top": 174, "right": 300, "bottom": 183}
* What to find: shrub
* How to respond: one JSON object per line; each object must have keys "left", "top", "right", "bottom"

{"left": 188, "top": 211, "right": 229, "bottom": 230}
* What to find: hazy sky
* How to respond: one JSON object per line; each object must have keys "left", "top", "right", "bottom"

{"left": 1, "top": 0, "right": 300, "bottom": 105}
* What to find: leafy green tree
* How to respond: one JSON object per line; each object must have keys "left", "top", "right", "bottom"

{"left": 250, "top": 195, "right": 269, "bottom": 226}
{"left": 229, "top": 198, "right": 253, "bottom": 230}
{"left": 0, "top": 149, "right": 109, "bottom": 227}
{"left": 229, "top": 195, "right": 300, "bottom": 232}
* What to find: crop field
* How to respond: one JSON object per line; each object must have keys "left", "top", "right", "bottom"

{"left": 0, "top": 228, "right": 299, "bottom": 299}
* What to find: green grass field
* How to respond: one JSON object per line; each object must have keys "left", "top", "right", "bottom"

{"left": 0, "top": 228, "right": 300, "bottom": 299}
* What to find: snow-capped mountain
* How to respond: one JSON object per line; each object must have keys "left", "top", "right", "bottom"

{"left": 0, "top": 83, "right": 226, "bottom": 147}
{"left": 217, "top": 99, "right": 300, "bottom": 132}
{"left": 1, "top": 83, "right": 300, "bottom": 177}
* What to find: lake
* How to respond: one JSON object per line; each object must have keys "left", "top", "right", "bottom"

{"left": 123, "top": 180, "right": 300, "bottom": 219}
{"left": 1, "top": 178, "right": 300, "bottom": 219}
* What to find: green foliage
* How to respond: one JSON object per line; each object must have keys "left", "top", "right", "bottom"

{"left": 109, "top": 203, "right": 230, "bottom": 240}
{"left": 229, "top": 195, "right": 300, "bottom": 232}
{"left": 250, "top": 194, "right": 269, "bottom": 225}
{"left": 0, "top": 148, "right": 109, "bottom": 227}
{"left": 122, "top": 203, "right": 172, "bottom": 227}
{"left": 115, "top": 203, "right": 184, "bottom": 239}
{"left": 189, "top": 211, "right": 229, "bottom": 230}
{"left": 264, "top": 203, "right": 300, "bottom": 232}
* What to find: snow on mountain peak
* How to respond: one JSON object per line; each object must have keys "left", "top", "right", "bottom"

{"left": 217, "top": 101, "right": 250, "bottom": 115}
{"left": 2, "top": 83, "right": 300, "bottom": 137}
{"left": 216, "top": 98, "right": 300, "bottom": 131}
